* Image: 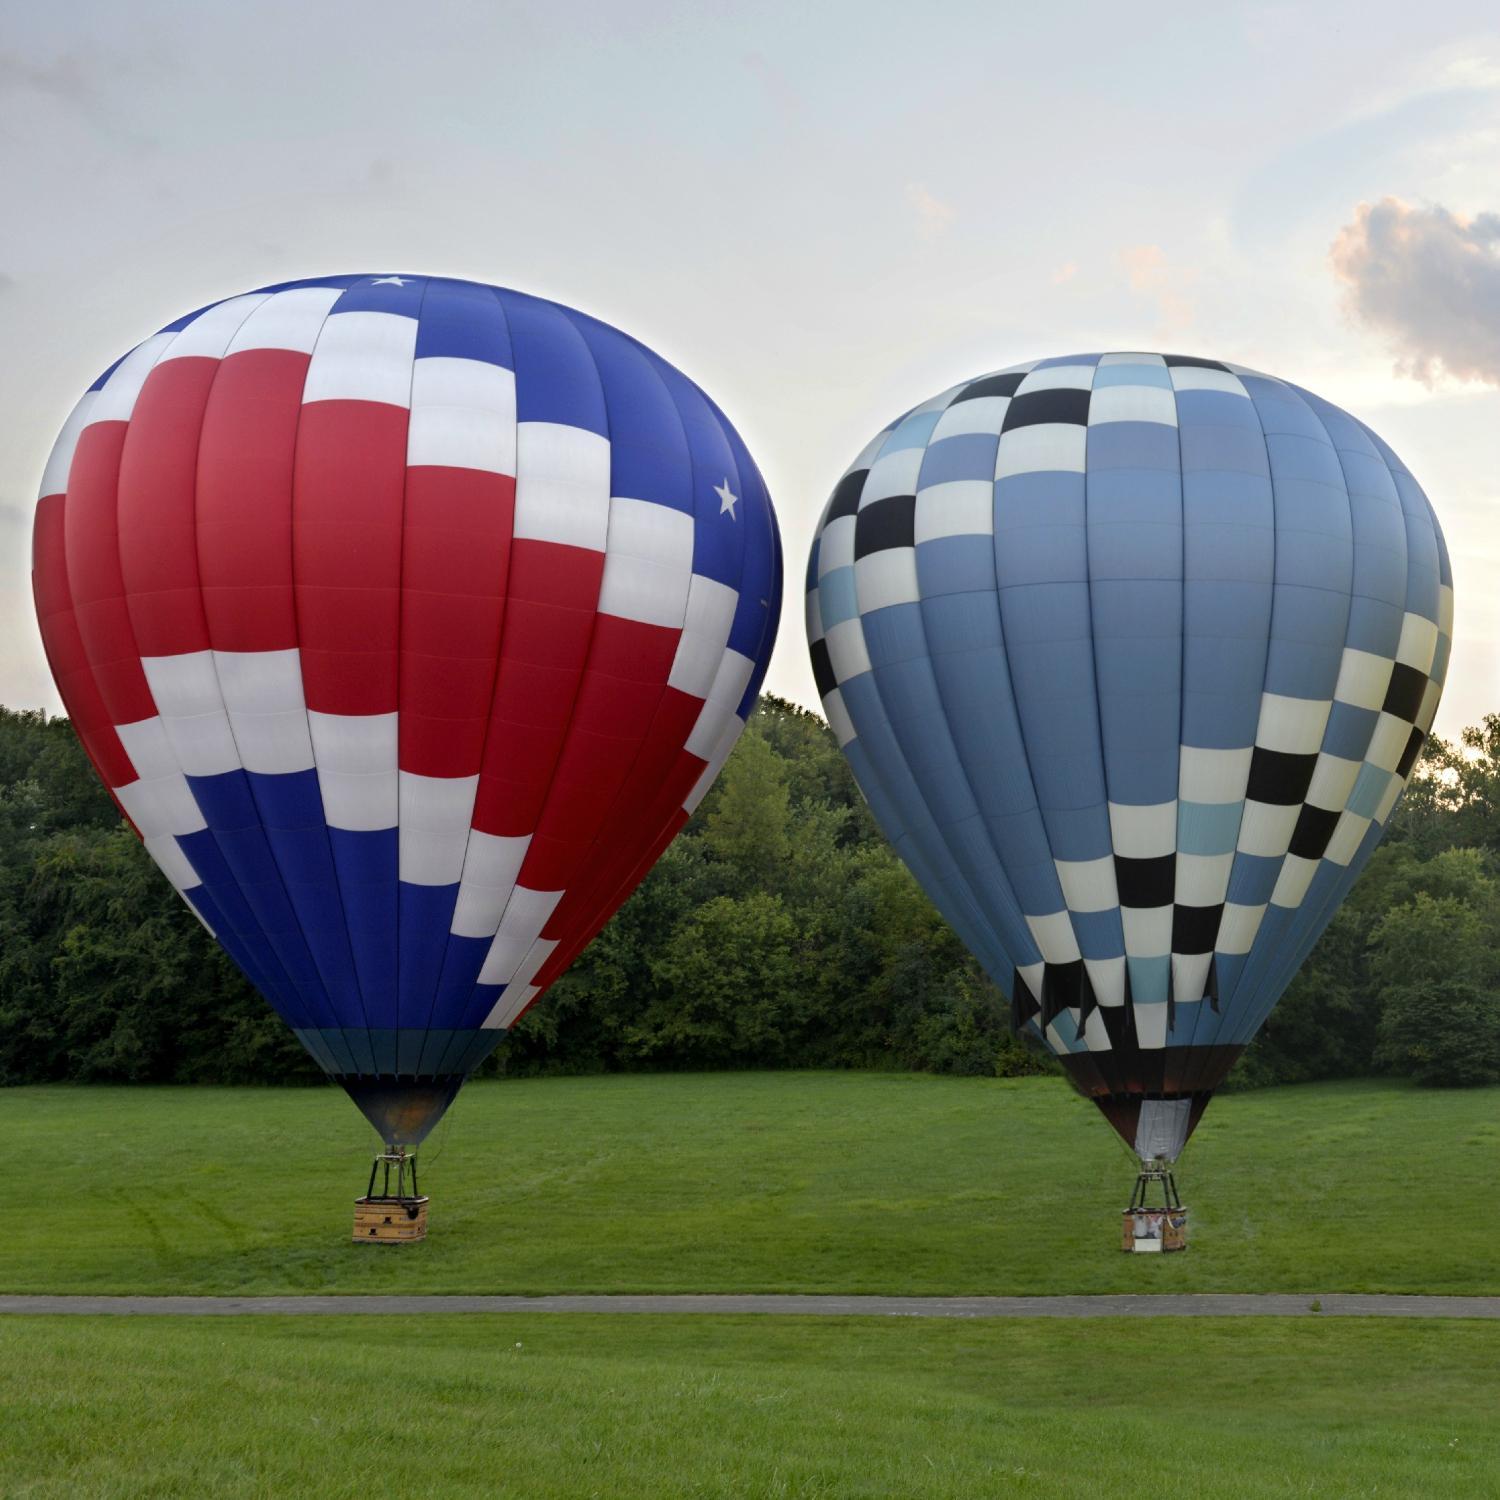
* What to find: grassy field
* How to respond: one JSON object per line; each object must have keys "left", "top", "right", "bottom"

{"left": 3, "top": 1314, "right": 1498, "bottom": 1497}
{"left": 6, "top": 1071, "right": 1500, "bottom": 1296}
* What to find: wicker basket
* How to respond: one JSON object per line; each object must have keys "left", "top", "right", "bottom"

{"left": 353, "top": 1195, "right": 429, "bottom": 1243}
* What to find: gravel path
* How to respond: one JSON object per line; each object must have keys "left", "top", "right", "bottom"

{"left": 3, "top": 1293, "right": 1498, "bottom": 1318}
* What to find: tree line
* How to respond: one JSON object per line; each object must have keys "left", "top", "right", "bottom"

{"left": 1, "top": 699, "right": 1496, "bottom": 1091}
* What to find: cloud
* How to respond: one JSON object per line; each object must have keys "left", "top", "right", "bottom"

{"left": 741, "top": 51, "right": 803, "bottom": 115}
{"left": 1332, "top": 197, "right": 1500, "bottom": 386}
{"left": 1119, "top": 244, "right": 1194, "bottom": 335}
{"left": 0, "top": 44, "right": 163, "bottom": 149}
{"left": 906, "top": 183, "right": 954, "bottom": 242}
{"left": 1050, "top": 262, "right": 1078, "bottom": 285}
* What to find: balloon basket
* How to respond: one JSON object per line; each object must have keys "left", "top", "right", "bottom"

{"left": 1122, "top": 1158, "right": 1187, "bottom": 1253}
{"left": 353, "top": 1148, "right": 428, "bottom": 1243}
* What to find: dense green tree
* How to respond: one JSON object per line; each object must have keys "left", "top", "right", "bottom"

{"left": 1, "top": 698, "right": 1498, "bottom": 1091}
{"left": 702, "top": 726, "right": 792, "bottom": 889}
{"left": 1363, "top": 854, "right": 1500, "bottom": 1087}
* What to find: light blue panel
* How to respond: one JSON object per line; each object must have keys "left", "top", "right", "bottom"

{"left": 1000, "top": 580, "right": 1093, "bottom": 646}
{"left": 1344, "top": 493, "right": 1409, "bottom": 609}
{"left": 1179, "top": 391, "right": 1274, "bottom": 758}
{"left": 1270, "top": 580, "right": 1352, "bottom": 643}
{"left": 1431, "top": 630, "right": 1451, "bottom": 686}
{"left": 1323, "top": 700, "right": 1379, "bottom": 760}
{"left": 1263, "top": 584, "right": 1350, "bottom": 699}
{"left": 916, "top": 537, "right": 1002, "bottom": 600}
{"left": 983, "top": 810, "right": 1068, "bottom": 913}
{"left": 1267, "top": 477, "right": 1357, "bottom": 545}
{"left": 1395, "top": 471, "right": 1441, "bottom": 624}
{"left": 1224, "top": 388, "right": 1380, "bottom": 1020}
{"left": 1293, "top": 388, "right": 1378, "bottom": 458}
{"left": 1087, "top": 515, "right": 1182, "bottom": 581}
{"left": 867, "top": 595, "right": 1055, "bottom": 967}
{"left": 919, "top": 587, "right": 1001, "bottom": 653}
{"left": 1241, "top": 376, "right": 1330, "bottom": 440}
{"left": 1213, "top": 951, "right": 1251, "bottom": 1007}
{"left": 1172, "top": 965, "right": 1231, "bottom": 1051}
{"left": 994, "top": 469, "right": 1087, "bottom": 515}
{"left": 1224, "top": 901, "right": 1300, "bottom": 1037}
{"left": 1344, "top": 594, "right": 1404, "bottom": 657}
{"left": 862, "top": 598, "right": 928, "bottom": 666}
{"left": 1034, "top": 353, "right": 1101, "bottom": 368}
{"left": 992, "top": 509, "right": 1089, "bottom": 591}
{"left": 1091, "top": 583, "right": 1180, "bottom": 806}
{"left": 878, "top": 408, "right": 943, "bottom": 455}
{"left": 1086, "top": 421, "right": 1179, "bottom": 472}
{"left": 1093, "top": 363, "right": 1172, "bottom": 389}
{"left": 1090, "top": 583, "right": 1182, "bottom": 677}
{"left": 1347, "top": 762, "right": 1394, "bottom": 818}
{"left": 1241, "top": 817, "right": 1387, "bottom": 1040}
{"left": 1264, "top": 437, "right": 1348, "bottom": 496}
{"left": 1179, "top": 470, "right": 1274, "bottom": 522}
{"left": 1128, "top": 958, "right": 1170, "bottom": 1005}
{"left": 1433, "top": 502, "right": 1454, "bottom": 589}
{"left": 1047, "top": 1010, "right": 1092, "bottom": 1054}
{"left": 1220, "top": 902, "right": 1294, "bottom": 1021}
{"left": 1176, "top": 387, "right": 1262, "bottom": 431}
{"left": 818, "top": 565, "right": 859, "bottom": 629}
{"left": 1226, "top": 853, "right": 1281, "bottom": 906}
{"left": 1272, "top": 518, "right": 1353, "bottom": 592}
{"left": 1070, "top": 907, "right": 1126, "bottom": 961}
{"left": 877, "top": 657, "right": 983, "bottom": 827}
{"left": 920, "top": 588, "right": 1069, "bottom": 918}
{"left": 1001, "top": 626, "right": 1113, "bottom": 862}
{"left": 1178, "top": 425, "right": 1267, "bottom": 478}
{"left": 840, "top": 672, "right": 1017, "bottom": 983}
{"left": 1178, "top": 800, "right": 1244, "bottom": 855}
{"left": 918, "top": 433, "right": 999, "bottom": 486}
{"left": 1184, "top": 577, "right": 1274, "bottom": 631}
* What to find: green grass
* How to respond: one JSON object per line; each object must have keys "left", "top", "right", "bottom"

{"left": 6, "top": 1072, "right": 1500, "bottom": 1295}
{"left": 3, "top": 1314, "right": 1498, "bottom": 1497}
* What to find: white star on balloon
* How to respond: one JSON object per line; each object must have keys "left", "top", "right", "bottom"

{"left": 371, "top": 276, "right": 408, "bottom": 286}
{"left": 715, "top": 479, "right": 739, "bottom": 519}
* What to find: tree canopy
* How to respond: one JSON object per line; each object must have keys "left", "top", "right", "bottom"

{"left": 1, "top": 700, "right": 1497, "bottom": 1090}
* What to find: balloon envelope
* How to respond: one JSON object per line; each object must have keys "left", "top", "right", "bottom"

{"left": 806, "top": 353, "right": 1450, "bottom": 1160}
{"left": 33, "top": 274, "right": 781, "bottom": 1144}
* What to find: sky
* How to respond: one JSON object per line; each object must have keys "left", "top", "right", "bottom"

{"left": 2, "top": 0, "right": 1497, "bottom": 739}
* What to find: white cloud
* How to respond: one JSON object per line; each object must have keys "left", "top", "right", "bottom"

{"left": 1118, "top": 244, "right": 1194, "bottom": 338}
{"left": 1332, "top": 197, "right": 1500, "bottom": 386}
{"left": 905, "top": 183, "right": 954, "bottom": 242}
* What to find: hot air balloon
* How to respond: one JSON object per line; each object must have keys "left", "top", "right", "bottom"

{"left": 33, "top": 274, "right": 781, "bottom": 1236}
{"left": 805, "top": 352, "right": 1450, "bottom": 1242}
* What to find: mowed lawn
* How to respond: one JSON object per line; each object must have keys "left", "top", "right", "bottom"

{"left": 4, "top": 1314, "right": 1499, "bottom": 1498}
{"left": 5, "top": 1072, "right": 1500, "bottom": 1295}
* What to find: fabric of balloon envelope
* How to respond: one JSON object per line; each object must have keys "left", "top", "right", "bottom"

{"left": 806, "top": 353, "right": 1450, "bottom": 1160}
{"left": 32, "top": 274, "right": 782, "bottom": 1144}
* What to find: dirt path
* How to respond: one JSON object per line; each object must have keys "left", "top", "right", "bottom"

{"left": 3, "top": 1293, "right": 1498, "bottom": 1318}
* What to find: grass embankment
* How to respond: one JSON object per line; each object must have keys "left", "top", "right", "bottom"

{"left": 3, "top": 1314, "right": 1498, "bottom": 1498}
{"left": 5, "top": 1072, "right": 1499, "bottom": 1295}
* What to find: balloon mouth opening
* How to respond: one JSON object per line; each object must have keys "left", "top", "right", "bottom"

{"left": 339, "top": 1076, "right": 465, "bottom": 1148}
{"left": 1087, "top": 1091, "right": 1214, "bottom": 1163}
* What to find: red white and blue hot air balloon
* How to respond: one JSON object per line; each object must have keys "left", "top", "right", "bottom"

{"left": 32, "top": 274, "right": 781, "bottom": 1148}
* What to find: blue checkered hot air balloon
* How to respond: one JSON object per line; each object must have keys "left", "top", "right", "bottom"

{"left": 806, "top": 352, "right": 1451, "bottom": 1164}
